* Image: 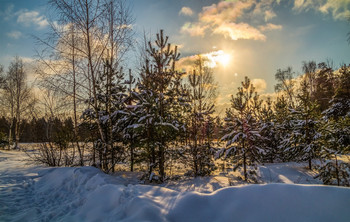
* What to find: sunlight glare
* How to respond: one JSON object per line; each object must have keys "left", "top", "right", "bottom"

{"left": 203, "top": 50, "right": 231, "bottom": 68}
{"left": 216, "top": 52, "right": 230, "bottom": 67}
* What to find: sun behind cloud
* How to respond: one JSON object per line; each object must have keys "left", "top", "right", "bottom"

{"left": 216, "top": 51, "right": 231, "bottom": 67}
{"left": 204, "top": 50, "right": 231, "bottom": 68}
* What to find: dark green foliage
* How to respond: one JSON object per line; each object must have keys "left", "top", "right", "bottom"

{"left": 312, "top": 62, "right": 335, "bottom": 112}
{"left": 82, "top": 59, "right": 128, "bottom": 172}
{"left": 221, "top": 77, "right": 263, "bottom": 181}
{"left": 324, "top": 64, "right": 350, "bottom": 118}
{"left": 122, "top": 30, "right": 187, "bottom": 181}
{"left": 186, "top": 56, "right": 217, "bottom": 176}
{"left": 286, "top": 79, "right": 321, "bottom": 169}
{"left": 260, "top": 97, "right": 280, "bottom": 163}
{"left": 316, "top": 161, "right": 350, "bottom": 186}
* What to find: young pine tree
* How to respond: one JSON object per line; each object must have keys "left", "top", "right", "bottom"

{"left": 318, "top": 64, "right": 350, "bottom": 186}
{"left": 286, "top": 79, "right": 321, "bottom": 169}
{"left": 260, "top": 97, "right": 280, "bottom": 163}
{"left": 131, "top": 30, "right": 186, "bottom": 181}
{"left": 186, "top": 56, "right": 217, "bottom": 176}
{"left": 82, "top": 59, "right": 127, "bottom": 172}
{"left": 220, "top": 77, "right": 263, "bottom": 181}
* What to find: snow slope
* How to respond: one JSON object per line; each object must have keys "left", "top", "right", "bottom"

{"left": 258, "top": 162, "right": 321, "bottom": 184}
{"left": 1, "top": 150, "right": 350, "bottom": 222}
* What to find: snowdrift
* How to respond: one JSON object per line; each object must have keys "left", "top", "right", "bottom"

{"left": 12, "top": 167, "right": 350, "bottom": 222}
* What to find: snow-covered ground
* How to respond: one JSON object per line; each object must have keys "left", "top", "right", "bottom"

{"left": 1, "top": 150, "right": 350, "bottom": 222}
{"left": 258, "top": 162, "right": 321, "bottom": 184}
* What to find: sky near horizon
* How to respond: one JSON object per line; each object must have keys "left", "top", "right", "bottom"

{"left": 0, "top": 0, "right": 350, "bottom": 114}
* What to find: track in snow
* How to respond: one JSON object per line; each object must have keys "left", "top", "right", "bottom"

{"left": 0, "top": 151, "right": 42, "bottom": 221}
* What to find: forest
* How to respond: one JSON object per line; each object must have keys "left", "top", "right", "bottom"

{"left": 0, "top": 0, "right": 349, "bottom": 188}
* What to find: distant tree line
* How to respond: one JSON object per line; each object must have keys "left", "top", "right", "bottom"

{"left": 0, "top": 116, "right": 92, "bottom": 143}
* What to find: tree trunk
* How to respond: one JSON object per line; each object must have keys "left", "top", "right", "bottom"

{"left": 308, "top": 156, "right": 312, "bottom": 170}
{"left": 15, "top": 110, "right": 20, "bottom": 149}
{"left": 84, "top": 0, "right": 107, "bottom": 158}
{"left": 14, "top": 120, "right": 19, "bottom": 149}
{"left": 108, "top": 5, "right": 115, "bottom": 172}
{"left": 92, "top": 141, "right": 96, "bottom": 167}
{"left": 159, "top": 143, "right": 165, "bottom": 181}
{"left": 71, "top": 24, "right": 84, "bottom": 166}
{"left": 130, "top": 143, "right": 134, "bottom": 172}
{"left": 243, "top": 142, "right": 247, "bottom": 181}
{"left": 15, "top": 66, "right": 21, "bottom": 149}
{"left": 148, "top": 124, "right": 155, "bottom": 175}
{"left": 335, "top": 155, "right": 340, "bottom": 186}
{"left": 8, "top": 118, "right": 13, "bottom": 149}
{"left": 306, "top": 115, "right": 312, "bottom": 170}
{"left": 128, "top": 70, "right": 134, "bottom": 172}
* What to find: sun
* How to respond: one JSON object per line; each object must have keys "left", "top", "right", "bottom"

{"left": 216, "top": 51, "right": 230, "bottom": 67}
{"left": 203, "top": 50, "right": 231, "bottom": 68}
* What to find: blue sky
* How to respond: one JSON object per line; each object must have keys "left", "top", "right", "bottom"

{"left": 1, "top": 0, "right": 350, "bottom": 113}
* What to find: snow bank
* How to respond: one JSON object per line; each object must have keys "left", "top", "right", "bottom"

{"left": 30, "top": 167, "right": 350, "bottom": 221}
{"left": 1, "top": 151, "right": 349, "bottom": 222}
{"left": 169, "top": 184, "right": 349, "bottom": 222}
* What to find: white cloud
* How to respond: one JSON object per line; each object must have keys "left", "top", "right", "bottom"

{"left": 319, "top": 0, "right": 350, "bottom": 20}
{"left": 180, "top": 0, "right": 350, "bottom": 42}
{"left": 181, "top": 22, "right": 207, "bottom": 37}
{"left": 260, "top": 92, "right": 279, "bottom": 102}
{"left": 264, "top": 10, "right": 277, "bottom": 21}
{"left": 1, "top": 6, "right": 49, "bottom": 28}
{"left": 293, "top": 0, "right": 350, "bottom": 20}
{"left": 293, "top": 0, "right": 311, "bottom": 10}
{"left": 251, "top": 78, "right": 267, "bottom": 93}
{"left": 21, "top": 56, "right": 35, "bottom": 64}
{"left": 6, "top": 31, "right": 22, "bottom": 39}
{"left": 17, "top": 10, "right": 48, "bottom": 29}
{"left": 178, "top": 50, "right": 232, "bottom": 72}
{"left": 214, "top": 22, "right": 266, "bottom": 41}
{"left": 199, "top": 1, "right": 253, "bottom": 24}
{"left": 259, "top": 23, "right": 283, "bottom": 31}
{"left": 0, "top": 4, "right": 15, "bottom": 21}
{"left": 215, "top": 102, "right": 231, "bottom": 117}
{"left": 179, "top": 7, "right": 194, "bottom": 16}
{"left": 180, "top": 0, "right": 282, "bottom": 41}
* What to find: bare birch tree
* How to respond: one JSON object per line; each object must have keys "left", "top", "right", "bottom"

{"left": 36, "top": 0, "right": 133, "bottom": 166}
{"left": 0, "top": 57, "right": 35, "bottom": 149}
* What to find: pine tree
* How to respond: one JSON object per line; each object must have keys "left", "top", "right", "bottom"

{"left": 82, "top": 59, "right": 127, "bottom": 172}
{"left": 324, "top": 64, "right": 350, "bottom": 119}
{"left": 121, "top": 70, "right": 137, "bottom": 172}
{"left": 220, "top": 76, "right": 263, "bottom": 181}
{"left": 273, "top": 95, "right": 293, "bottom": 162}
{"left": 186, "top": 56, "right": 217, "bottom": 176}
{"left": 312, "top": 62, "right": 335, "bottom": 112}
{"left": 130, "top": 30, "right": 186, "bottom": 181}
{"left": 317, "top": 64, "right": 350, "bottom": 186}
{"left": 317, "top": 117, "right": 350, "bottom": 186}
{"left": 260, "top": 97, "right": 280, "bottom": 163}
{"left": 286, "top": 79, "right": 321, "bottom": 169}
